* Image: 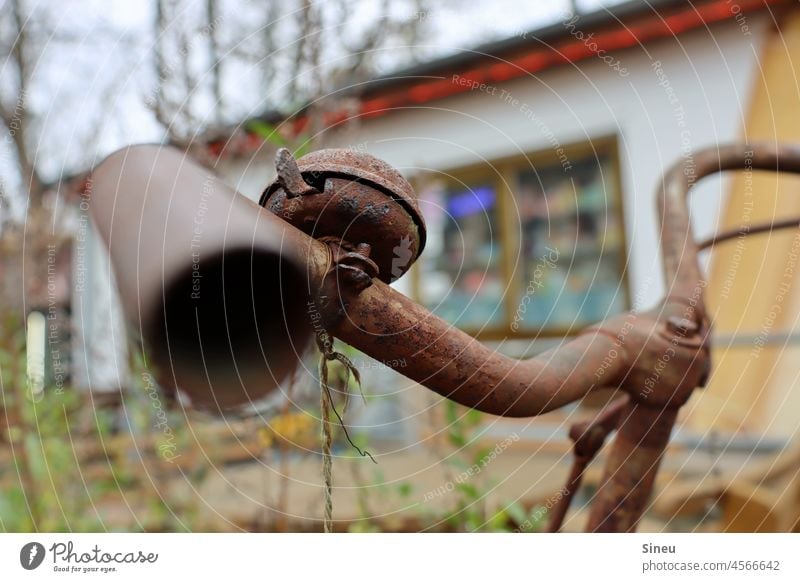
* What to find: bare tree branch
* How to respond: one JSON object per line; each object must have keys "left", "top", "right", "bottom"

{"left": 1, "top": 0, "right": 44, "bottom": 204}
{"left": 207, "top": 0, "right": 222, "bottom": 124}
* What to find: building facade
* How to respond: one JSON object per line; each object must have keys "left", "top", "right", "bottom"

{"left": 76, "top": 0, "right": 800, "bottom": 445}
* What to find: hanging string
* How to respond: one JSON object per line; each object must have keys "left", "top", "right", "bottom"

{"left": 318, "top": 352, "right": 334, "bottom": 533}
{"left": 314, "top": 242, "right": 375, "bottom": 532}
{"left": 316, "top": 334, "right": 376, "bottom": 533}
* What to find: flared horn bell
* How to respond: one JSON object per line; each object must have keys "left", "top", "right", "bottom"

{"left": 90, "top": 145, "right": 311, "bottom": 413}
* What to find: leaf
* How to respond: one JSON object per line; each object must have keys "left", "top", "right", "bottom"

{"left": 447, "top": 432, "right": 466, "bottom": 448}
{"left": 503, "top": 501, "right": 528, "bottom": 526}
{"left": 464, "top": 511, "right": 484, "bottom": 532}
{"left": 348, "top": 521, "right": 380, "bottom": 533}
{"left": 444, "top": 400, "right": 459, "bottom": 425}
{"left": 472, "top": 447, "right": 491, "bottom": 467}
{"left": 465, "top": 408, "right": 482, "bottom": 427}
{"left": 293, "top": 136, "right": 313, "bottom": 158}
{"left": 246, "top": 120, "right": 288, "bottom": 148}
{"left": 456, "top": 482, "right": 480, "bottom": 501}
{"left": 0, "top": 486, "right": 33, "bottom": 531}
{"left": 487, "top": 508, "right": 513, "bottom": 532}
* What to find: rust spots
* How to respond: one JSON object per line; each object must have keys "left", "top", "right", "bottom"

{"left": 260, "top": 148, "right": 426, "bottom": 283}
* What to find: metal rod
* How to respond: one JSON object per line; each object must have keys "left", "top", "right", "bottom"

{"left": 588, "top": 403, "right": 678, "bottom": 532}
{"left": 698, "top": 216, "right": 800, "bottom": 250}
{"left": 547, "top": 396, "right": 627, "bottom": 532}
{"left": 94, "top": 143, "right": 800, "bottom": 532}
{"left": 588, "top": 142, "right": 800, "bottom": 532}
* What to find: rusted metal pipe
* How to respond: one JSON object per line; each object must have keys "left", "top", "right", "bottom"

{"left": 697, "top": 216, "right": 800, "bottom": 250}
{"left": 588, "top": 142, "right": 800, "bottom": 532}
{"left": 547, "top": 396, "right": 628, "bottom": 532}
{"left": 658, "top": 142, "right": 800, "bottom": 306}
{"left": 89, "top": 145, "right": 319, "bottom": 412}
{"left": 92, "top": 143, "right": 760, "bottom": 531}
{"left": 588, "top": 404, "right": 678, "bottom": 532}
{"left": 328, "top": 281, "right": 632, "bottom": 417}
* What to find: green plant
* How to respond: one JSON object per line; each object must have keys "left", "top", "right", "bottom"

{"left": 0, "top": 311, "right": 114, "bottom": 531}
{"left": 420, "top": 400, "right": 534, "bottom": 532}
{"left": 347, "top": 439, "right": 414, "bottom": 533}
{"left": 246, "top": 119, "right": 313, "bottom": 158}
{"left": 125, "top": 347, "right": 208, "bottom": 531}
{"left": 0, "top": 314, "right": 215, "bottom": 532}
{"left": 436, "top": 400, "right": 493, "bottom": 531}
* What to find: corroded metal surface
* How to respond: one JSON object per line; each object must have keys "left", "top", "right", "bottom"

{"left": 89, "top": 145, "right": 320, "bottom": 412}
{"left": 588, "top": 404, "right": 679, "bottom": 532}
{"left": 658, "top": 142, "right": 800, "bottom": 308}
{"left": 586, "top": 142, "right": 800, "bottom": 532}
{"left": 274, "top": 147, "right": 319, "bottom": 198}
{"left": 261, "top": 148, "right": 425, "bottom": 283}
{"left": 264, "top": 147, "right": 425, "bottom": 229}
{"left": 547, "top": 396, "right": 628, "bottom": 533}
{"left": 90, "top": 141, "right": 800, "bottom": 532}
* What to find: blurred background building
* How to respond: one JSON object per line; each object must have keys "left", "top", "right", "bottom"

{"left": 3, "top": 0, "right": 800, "bottom": 532}
{"left": 215, "top": 0, "right": 800, "bottom": 440}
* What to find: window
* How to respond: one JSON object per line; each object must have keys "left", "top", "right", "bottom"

{"left": 417, "top": 180, "right": 504, "bottom": 329}
{"left": 414, "top": 137, "right": 628, "bottom": 338}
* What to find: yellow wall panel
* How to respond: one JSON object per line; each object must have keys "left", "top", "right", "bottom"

{"left": 699, "top": 9, "right": 800, "bottom": 436}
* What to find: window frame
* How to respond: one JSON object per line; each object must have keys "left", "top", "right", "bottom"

{"left": 410, "top": 135, "right": 630, "bottom": 340}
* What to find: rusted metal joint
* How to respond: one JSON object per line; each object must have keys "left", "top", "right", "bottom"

{"left": 314, "top": 237, "right": 380, "bottom": 332}
{"left": 547, "top": 396, "right": 628, "bottom": 532}
{"left": 569, "top": 396, "right": 628, "bottom": 461}
{"left": 584, "top": 305, "right": 710, "bottom": 410}
{"left": 323, "top": 238, "right": 379, "bottom": 292}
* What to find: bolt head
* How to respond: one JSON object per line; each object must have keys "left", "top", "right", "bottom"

{"left": 666, "top": 316, "right": 698, "bottom": 336}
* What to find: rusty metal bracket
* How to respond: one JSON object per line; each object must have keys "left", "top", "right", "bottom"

{"left": 317, "top": 237, "right": 380, "bottom": 321}
{"left": 547, "top": 395, "right": 629, "bottom": 532}
{"left": 275, "top": 148, "right": 320, "bottom": 197}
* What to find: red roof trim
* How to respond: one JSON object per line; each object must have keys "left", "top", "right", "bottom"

{"left": 356, "top": 0, "right": 778, "bottom": 119}
{"left": 210, "top": 0, "right": 783, "bottom": 159}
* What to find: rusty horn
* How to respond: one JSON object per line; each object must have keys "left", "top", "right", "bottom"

{"left": 89, "top": 145, "right": 314, "bottom": 412}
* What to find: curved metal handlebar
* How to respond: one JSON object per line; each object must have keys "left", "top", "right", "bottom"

{"left": 89, "top": 143, "right": 800, "bottom": 533}
{"left": 586, "top": 142, "right": 800, "bottom": 532}
{"left": 659, "top": 142, "right": 800, "bottom": 303}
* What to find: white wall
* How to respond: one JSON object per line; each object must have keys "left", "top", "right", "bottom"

{"left": 220, "top": 18, "right": 768, "bottom": 309}
{"left": 196, "top": 16, "right": 772, "bottom": 438}
{"left": 274, "top": 17, "right": 765, "bottom": 310}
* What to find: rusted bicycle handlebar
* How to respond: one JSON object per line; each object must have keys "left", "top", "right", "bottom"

{"left": 89, "top": 142, "right": 800, "bottom": 532}
{"left": 659, "top": 142, "right": 800, "bottom": 302}
{"left": 89, "top": 145, "right": 630, "bottom": 417}
{"left": 586, "top": 142, "right": 800, "bottom": 532}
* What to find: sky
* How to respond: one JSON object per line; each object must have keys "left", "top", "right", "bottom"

{"left": 1, "top": 0, "right": 628, "bottom": 207}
